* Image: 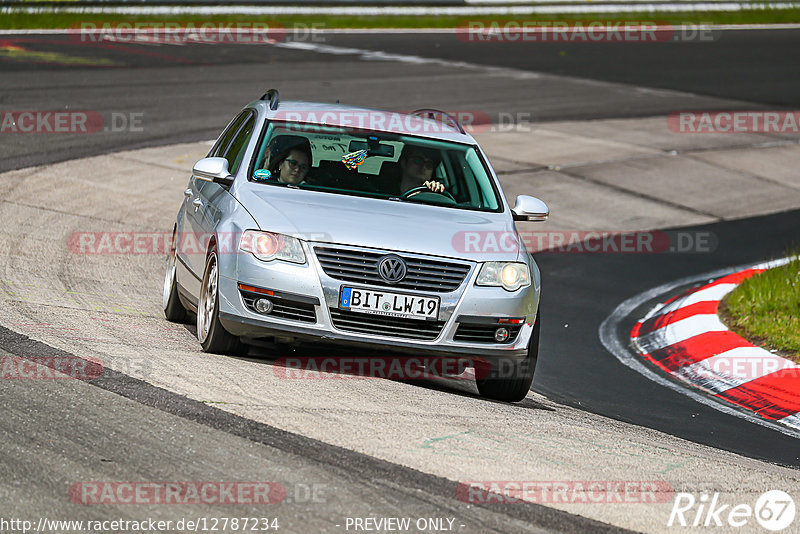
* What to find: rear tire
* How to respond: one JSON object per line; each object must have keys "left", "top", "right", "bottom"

{"left": 475, "top": 310, "right": 540, "bottom": 402}
{"left": 197, "top": 247, "right": 246, "bottom": 355}
{"left": 163, "top": 227, "right": 188, "bottom": 323}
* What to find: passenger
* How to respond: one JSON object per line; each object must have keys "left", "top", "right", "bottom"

{"left": 269, "top": 146, "right": 311, "bottom": 185}
{"left": 253, "top": 137, "right": 313, "bottom": 184}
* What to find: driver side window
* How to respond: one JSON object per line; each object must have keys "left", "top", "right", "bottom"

{"left": 224, "top": 114, "right": 256, "bottom": 175}
{"left": 208, "top": 111, "right": 256, "bottom": 177}
{"left": 210, "top": 112, "right": 247, "bottom": 159}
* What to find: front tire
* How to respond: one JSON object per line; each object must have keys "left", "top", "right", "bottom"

{"left": 475, "top": 310, "right": 540, "bottom": 402}
{"left": 197, "top": 247, "right": 245, "bottom": 354}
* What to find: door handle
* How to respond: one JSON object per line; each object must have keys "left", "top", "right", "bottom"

{"left": 184, "top": 189, "right": 193, "bottom": 198}
{"left": 192, "top": 198, "right": 203, "bottom": 211}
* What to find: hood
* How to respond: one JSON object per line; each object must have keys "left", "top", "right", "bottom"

{"left": 234, "top": 184, "right": 520, "bottom": 262}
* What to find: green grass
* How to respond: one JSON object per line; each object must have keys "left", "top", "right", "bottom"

{"left": 2, "top": 9, "right": 800, "bottom": 30}
{"left": 723, "top": 253, "right": 800, "bottom": 364}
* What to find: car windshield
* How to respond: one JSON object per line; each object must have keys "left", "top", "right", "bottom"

{"left": 249, "top": 121, "right": 502, "bottom": 212}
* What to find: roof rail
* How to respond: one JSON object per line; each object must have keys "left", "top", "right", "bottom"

{"left": 260, "top": 89, "right": 280, "bottom": 111}
{"left": 409, "top": 108, "right": 466, "bottom": 135}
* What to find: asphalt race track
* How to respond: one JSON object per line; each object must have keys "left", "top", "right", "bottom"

{"left": 1, "top": 28, "right": 799, "bottom": 533}
{"left": 3, "top": 29, "right": 800, "bottom": 172}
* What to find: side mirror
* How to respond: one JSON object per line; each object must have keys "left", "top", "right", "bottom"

{"left": 193, "top": 157, "right": 234, "bottom": 186}
{"left": 512, "top": 196, "right": 549, "bottom": 222}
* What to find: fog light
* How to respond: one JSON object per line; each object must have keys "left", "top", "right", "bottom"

{"left": 255, "top": 298, "right": 274, "bottom": 314}
{"left": 494, "top": 327, "right": 510, "bottom": 343}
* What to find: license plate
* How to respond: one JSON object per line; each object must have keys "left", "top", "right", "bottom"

{"left": 339, "top": 287, "right": 439, "bottom": 320}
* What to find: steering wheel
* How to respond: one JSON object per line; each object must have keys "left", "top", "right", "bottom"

{"left": 401, "top": 185, "right": 456, "bottom": 202}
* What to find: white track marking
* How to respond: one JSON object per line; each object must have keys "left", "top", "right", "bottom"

{"left": 636, "top": 314, "right": 727, "bottom": 353}
{"left": 779, "top": 413, "right": 800, "bottom": 429}
{"left": 657, "top": 282, "right": 738, "bottom": 315}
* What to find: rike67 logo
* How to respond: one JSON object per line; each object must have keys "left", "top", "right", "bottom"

{"left": 668, "top": 490, "right": 795, "bottom": 531}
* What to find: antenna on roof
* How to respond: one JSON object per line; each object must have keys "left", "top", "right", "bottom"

{"left": 409, "top": 109, "right": 466, "bottom": 135}
{"left": 260, "top": 89, "right": 280, "bottom": 111}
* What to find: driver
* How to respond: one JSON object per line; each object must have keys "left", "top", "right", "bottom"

{"left": 396, "top": 146, "right": 446, "bottom": 196}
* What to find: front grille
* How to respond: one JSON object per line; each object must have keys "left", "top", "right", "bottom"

{"left": 315, "top": 246, "right": 471, "bottom": 293}
{"left": 240, "top": 290, "right": 317, "bottom": 323}
{"left": 453, "top": 324, "right": 522, "bottom": 344}
{"left": 329, "top": 308, "right": 445, "bottom": 340}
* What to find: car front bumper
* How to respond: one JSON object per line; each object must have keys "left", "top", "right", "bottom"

{"left": 216, "top": 242, "right": 539, "bottom": 362}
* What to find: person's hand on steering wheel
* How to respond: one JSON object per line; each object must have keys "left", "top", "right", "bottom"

{"left": 401, "top": 183, "right": 456, "bottom": 202}
{"left": 424, "top": 180, "right": 445, "bottom": 193}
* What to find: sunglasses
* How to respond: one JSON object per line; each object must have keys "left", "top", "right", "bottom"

{"left": 410, "top": 156, "right": 438, "bottom": 170}
{"left": 285, "top": 158, "right": 310, "bottom": 173}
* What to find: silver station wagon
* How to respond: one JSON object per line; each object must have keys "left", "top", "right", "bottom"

{"left": 163, "top": 90, "right": 549, "bottom": 401}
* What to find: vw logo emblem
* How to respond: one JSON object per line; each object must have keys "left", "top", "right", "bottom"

{"left": 377, "top": 255, "right": 407, "bottom": 283}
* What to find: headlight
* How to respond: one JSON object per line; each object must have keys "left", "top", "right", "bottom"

{"left": 239, "top": 230, "right": 306, "bottom": 264}
{"left": 476, "top": 262, "right": 530, "bottom": 291}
